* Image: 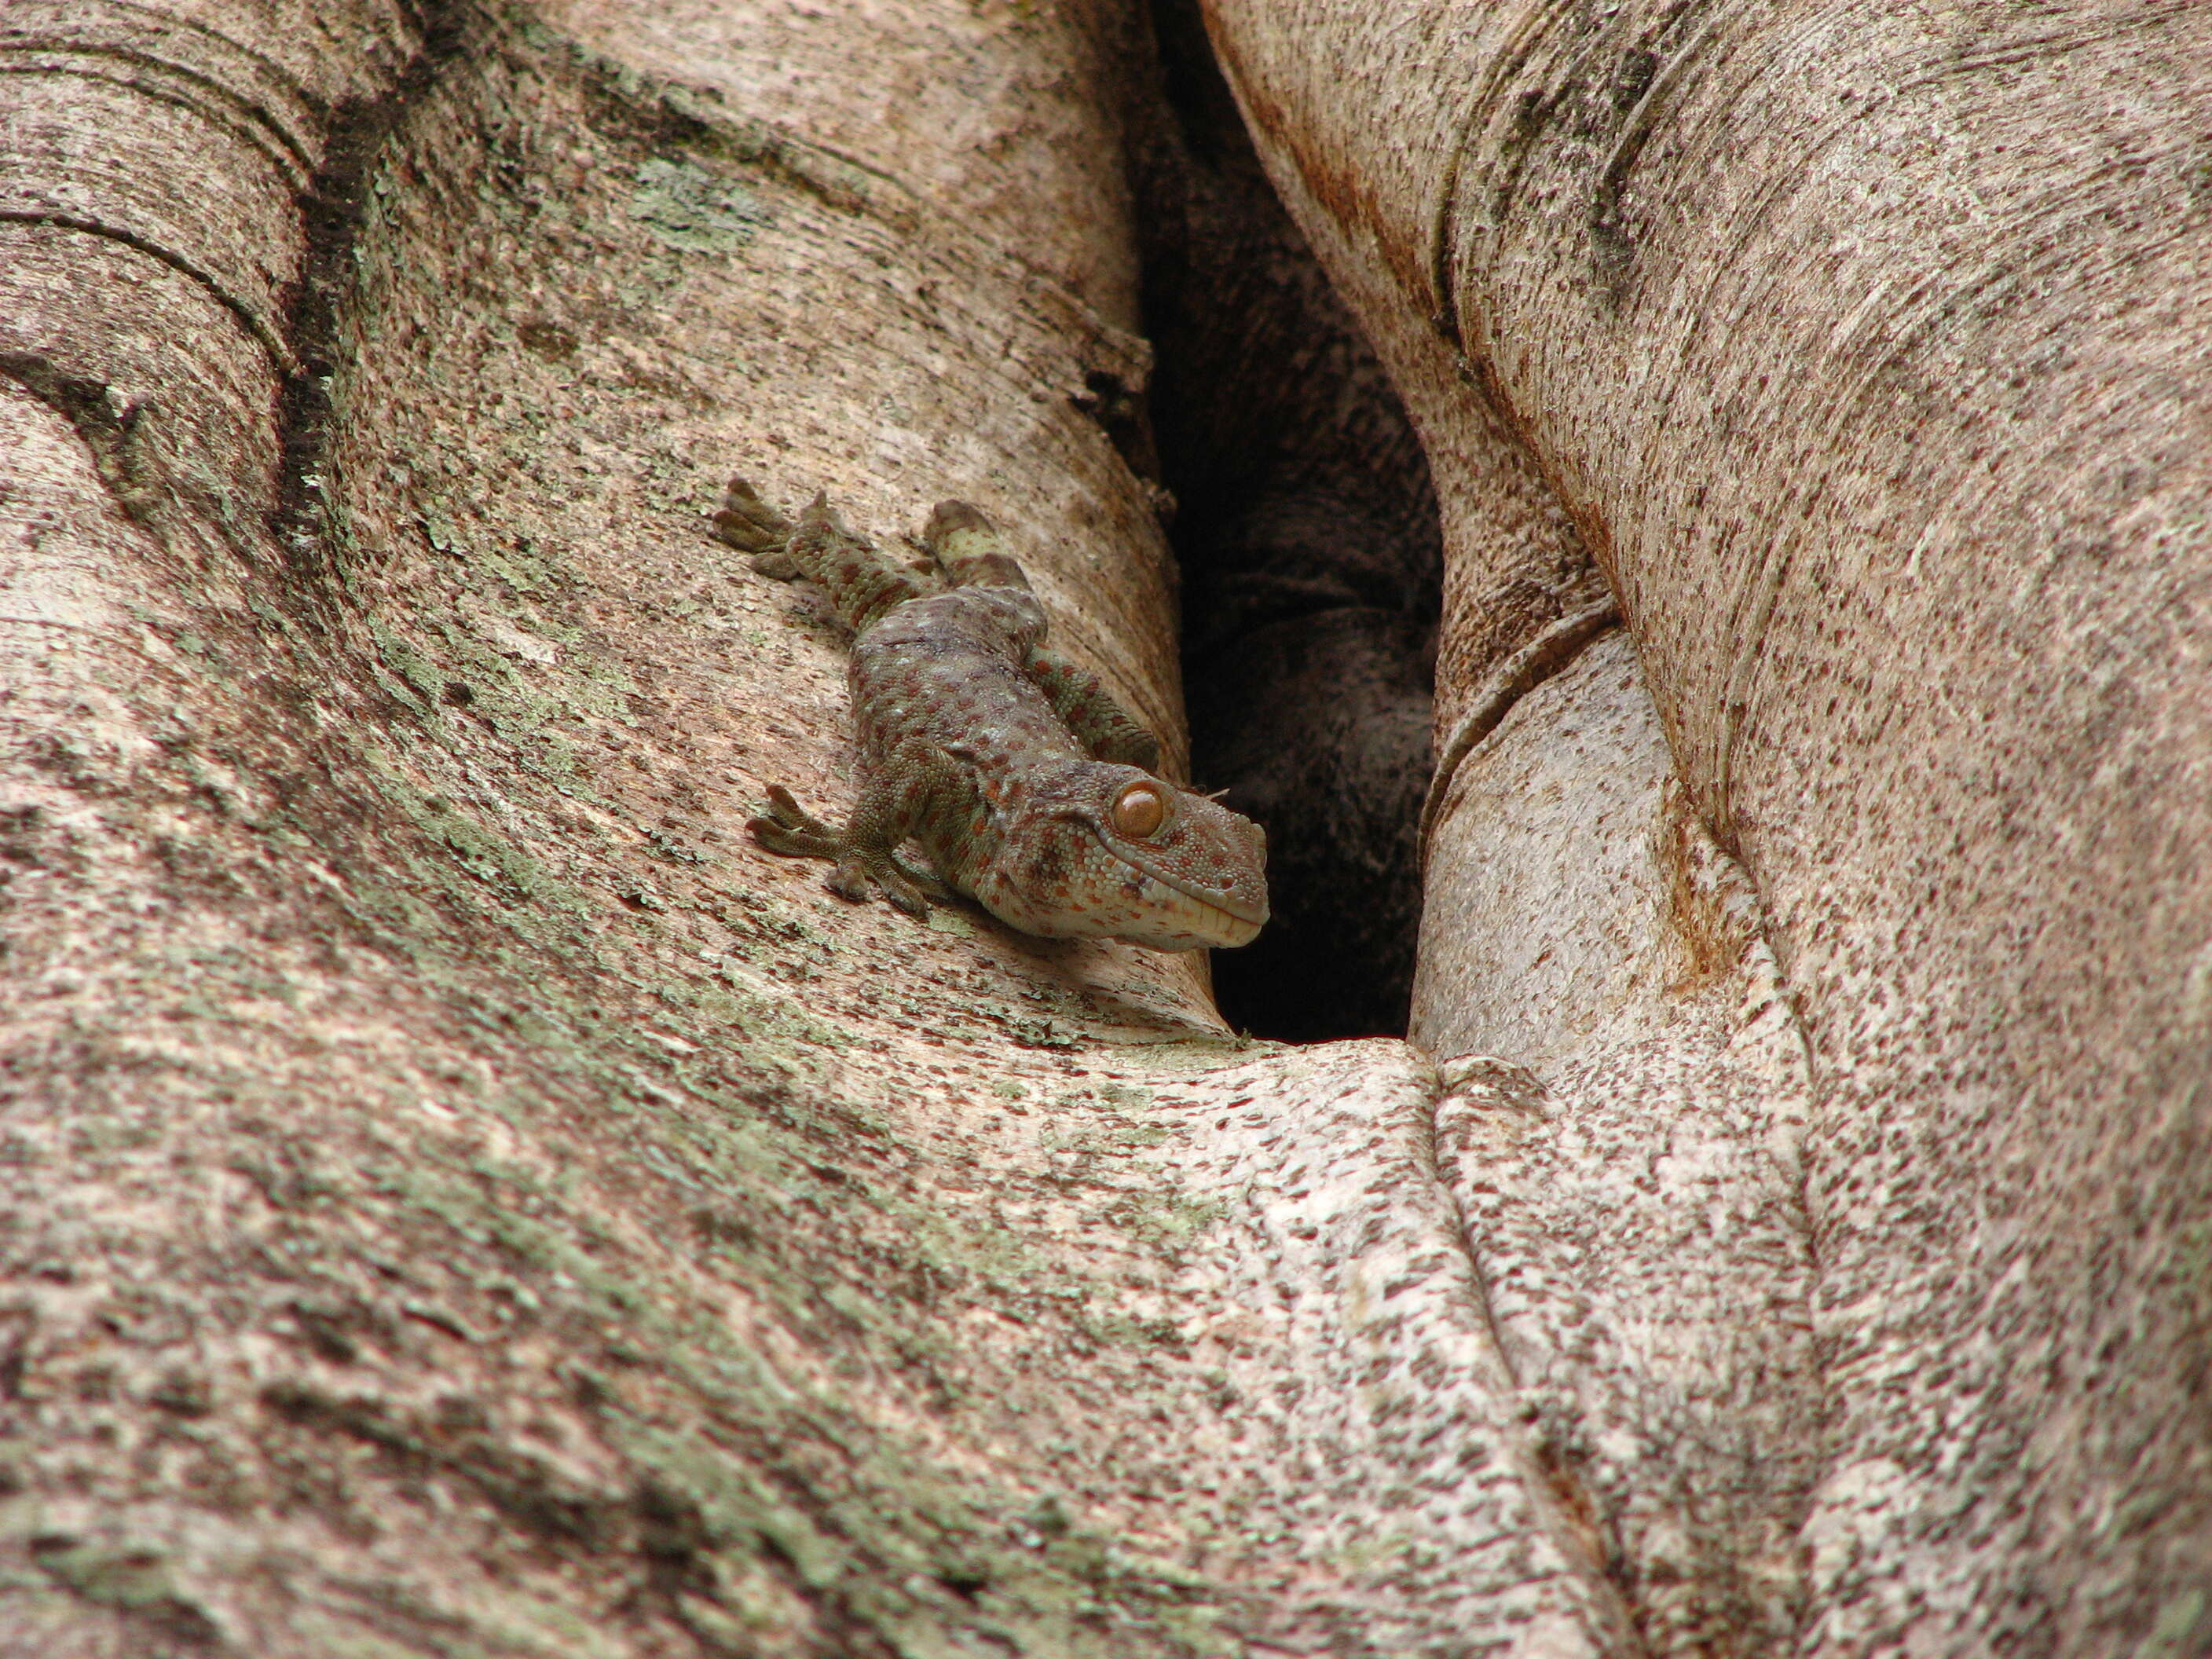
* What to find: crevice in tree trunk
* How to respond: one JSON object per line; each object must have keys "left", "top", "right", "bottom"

{"left": 1128, "top": 0, "right": 1442, "bottom": 1044}
{"left": 269, "top": 2, "right": 462, "bottom": 598}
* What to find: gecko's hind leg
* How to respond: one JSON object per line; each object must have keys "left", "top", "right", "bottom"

{"left": 714, "top": 477, "right": 801, "bottom": 577}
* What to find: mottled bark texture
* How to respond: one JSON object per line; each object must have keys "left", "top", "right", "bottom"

{"left": 10, "top": 1, "right": 2207, "bottom": 1657}
{"left": 1126, "top": 0, "right": 1443, "bottom": 1042}
{"left": 1205, "top": 1, "right": 2212, "bottom": 1654}
{"left": 1, "top": 2, "right": 1624, "bottom": 1655}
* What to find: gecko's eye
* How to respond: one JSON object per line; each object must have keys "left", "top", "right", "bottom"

{"left": 1111, "top": 781, "right": 1168, "bottom": 838}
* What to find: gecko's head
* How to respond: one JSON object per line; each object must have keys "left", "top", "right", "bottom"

{"left": 978, "top": 762, "right": 1269, "bottom": 951}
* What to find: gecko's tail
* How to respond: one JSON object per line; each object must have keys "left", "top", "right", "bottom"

{"left": 715, "top": 477, "right": 921, "bottom": 633}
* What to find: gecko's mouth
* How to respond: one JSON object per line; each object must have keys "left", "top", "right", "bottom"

{"left": 1102, "top": 847, "right": 1268, "bottom": 947}
{"left": 1170, "top": 892, "right": 1265, "bottom": 941}
{"left": 1139, "top": 890, "right": 1265, "bottom": 949}
{"left": 1196, "top": 907, "right": 1265, "bottom": 948}
{"left": 1175, "top": 885, "right": 1268, "bottom": 930}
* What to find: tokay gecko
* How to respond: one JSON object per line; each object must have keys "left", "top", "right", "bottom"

{"left": 715, "top": 478, "right": 1268, "bottom": 951}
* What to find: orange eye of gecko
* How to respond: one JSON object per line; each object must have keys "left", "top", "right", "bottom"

{"left": 1111, "top": 781, "right": 1168, "bottom": 838}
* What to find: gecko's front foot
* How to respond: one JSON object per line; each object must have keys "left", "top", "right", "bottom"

{"left": 748, "top": 783, "right": 840, "bottom": 859}
{"left": 825, "top": 853, "right": 933, "bottom": 918}
{"left": 749, "top": 785, "right": 943, "bottom": 917}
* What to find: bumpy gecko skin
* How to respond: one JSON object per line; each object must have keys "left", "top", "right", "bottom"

{"left": 716, "top": 479, "right": 1269, "bottom": 952}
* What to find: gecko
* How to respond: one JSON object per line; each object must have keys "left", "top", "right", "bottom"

{"left": 714, "top": 478, "right": 1269, "bottom": 951}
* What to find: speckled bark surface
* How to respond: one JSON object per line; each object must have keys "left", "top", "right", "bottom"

{"left": 1207, "top": 0, "right": 2212, "bottom": 1652}
{"left": 16, "top": 0, "right": 2206, "bottom": 1654}
{"left": 0, "top": 2, "right": 1658, "bottom": 1654}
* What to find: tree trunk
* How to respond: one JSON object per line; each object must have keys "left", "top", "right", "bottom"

{"left": 4, "top": 1, "right": 2205, "bottom": 1657}
{"left": 0, "top": 1, "right": 1600, "bottom": 1654}
{"left": 1202, "top": 1, "right": 2212, "bottom": 1654}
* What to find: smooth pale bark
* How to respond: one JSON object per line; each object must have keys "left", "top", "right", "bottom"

{"left": 1206, "top": 0, "right": 2212, "bottom": 1653}
{"left": 0, "top": 2, "right": 1632, "bottom": 1654}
